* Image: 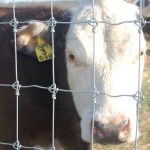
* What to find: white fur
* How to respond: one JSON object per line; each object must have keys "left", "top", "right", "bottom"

{"left": 66, "top": 0, "right": 146, "bottom": 143}
{"left": 17, "top": 22, "right": 49, "bottom": 54}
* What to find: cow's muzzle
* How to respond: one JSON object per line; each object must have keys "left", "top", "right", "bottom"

{"left": 92, "top": 119, "right": 130, "bottom": 143}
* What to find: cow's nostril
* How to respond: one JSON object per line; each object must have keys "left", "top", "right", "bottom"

{"left": 93, "top": 121, "right": 104, "bottom": 138}
{"left": 93, "top": 121, "right": 106, "bottom": 141}
{"left": 119, "top": 120, "right": 130, "bottom": 142}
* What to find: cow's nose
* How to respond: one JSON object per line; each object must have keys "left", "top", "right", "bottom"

{"left": 93, "top": 120, "right": 130, "bottom": 143}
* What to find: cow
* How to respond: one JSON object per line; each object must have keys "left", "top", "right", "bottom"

{"left": 0, "top": 0, "right": 147, "bottom": 150}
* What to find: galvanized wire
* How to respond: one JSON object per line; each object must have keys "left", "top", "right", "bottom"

{"left": 90, "top": 0, "right": 97, "bottom": 150}
{"left": 12, "top": 0, "right": 20, "bottom": 149}
{"left": 50, "top": 0, "right": 56, "bottom": 150}
{"left": 1, "top": 18, "right": 150, "bottom": 27}
{"left": 134, "top": 1, "right": 145, "bottom": 149}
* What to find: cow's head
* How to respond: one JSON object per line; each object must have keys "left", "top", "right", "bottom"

{"left": 65, "top": 0, "right": 146, "bottom": 144}
{"left": 17, "top": 0, "right": 147, "bottom": 145}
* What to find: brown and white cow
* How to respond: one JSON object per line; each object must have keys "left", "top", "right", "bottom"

{"left": 0, "top": 0, "right": 148, "bottom": 149}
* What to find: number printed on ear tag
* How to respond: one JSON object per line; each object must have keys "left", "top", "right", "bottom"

{"left": 35, "top": 36, "right": 53, "bottom": 62}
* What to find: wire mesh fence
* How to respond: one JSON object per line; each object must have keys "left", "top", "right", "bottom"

{"left": 0, "top": 0, "right": 149, "bottom": 150}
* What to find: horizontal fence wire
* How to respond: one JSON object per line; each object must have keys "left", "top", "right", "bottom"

{"left": 0, "top": 0, "right": 149, "bottom": 150}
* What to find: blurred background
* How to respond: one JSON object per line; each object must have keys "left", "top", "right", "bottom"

{"left": 0, "top": 0, "right": 149, "bottom": 16}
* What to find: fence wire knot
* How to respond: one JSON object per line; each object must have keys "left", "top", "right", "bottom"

{"left": 89, "top": 17, "right": 98, "bottom": 33}
{"left": 133, "top": 91, "right": 144, "bottom": 102}
{"left": 133, "top": 91, "right": 144, "bottom": 108}
{"left": 50, "top": 147, "right": 56, "bottom": 150}
{"left": 12, "top": 141, "right": 21, "bottom": 150}
{"left": 48, "top": 17, "right": 57, "bottom": 33}
{"left": 9, "top": 18, "right": 18, "bottom": 33}
{"left": 92, "top": 87, "right": 99, "bottom": 104}
{"left": 135, "top": 17, "right": 146, "bottom": 29}
{"left": 48, "top": 84, "right": 58, "bottom": 100}
{"left": 12, "top": 81, "right": 21, "bottom": 96}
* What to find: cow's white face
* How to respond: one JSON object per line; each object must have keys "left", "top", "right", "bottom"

{"left": 66, "top": 0, "right": 146, "bottom": 143}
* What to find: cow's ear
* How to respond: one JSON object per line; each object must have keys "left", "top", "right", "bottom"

{"left": 17, "top": 22, "right": 50, "bottom": 55}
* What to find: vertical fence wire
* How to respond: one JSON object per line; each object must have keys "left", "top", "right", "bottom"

{"left": 91, "top": 0, "right": 97, "bottom": 150}
{"left": 134, "top": 0, "right": 145, "bottom": 149}
{"left": 50, "top": 0, "right": 56, "bottom": 150}
{"left": 12, "top": 0, "right": 20, "bottom": 149}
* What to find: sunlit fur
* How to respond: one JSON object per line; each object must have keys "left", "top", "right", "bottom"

{"left": 66, "top": 0, "right": 146, "bottom": 143}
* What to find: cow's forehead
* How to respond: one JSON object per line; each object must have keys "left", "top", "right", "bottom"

{"left": 66, "top": 0, "right": 146, "bottom": 63}
{"left": 71, "top": 0, "right": 138, "bottom": 20}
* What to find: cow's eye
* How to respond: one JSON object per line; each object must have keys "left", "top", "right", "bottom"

{"left": 69, "top": 54, "right": 75, "bottom": 60}
{"left": 68, "top": 54, "right": 76, "bottom": 63}
{"left": 140, "top": 51, "right": 144, "bottom": 56}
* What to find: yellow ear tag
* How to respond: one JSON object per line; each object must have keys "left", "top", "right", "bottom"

{"left": 35, "top": 36, "right": 53, "bottom": 62}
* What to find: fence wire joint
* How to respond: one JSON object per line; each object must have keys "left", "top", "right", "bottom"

{"left": 12, "top": 141, "right": 21, "bottom": 150}
{"left": 9, "top": 18, "right": 18, "bottom": 32}
{"left": 133, "top": 91, "right": 144, "bottom": 108}
{"left": 48, "top": 84, "right": 58, "bottom": 100}
{"left": 48, "top": 17, "right": 57, "bottom": 33}
{"left": 12, "top": 81, "right": 21, "bottom": 96}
